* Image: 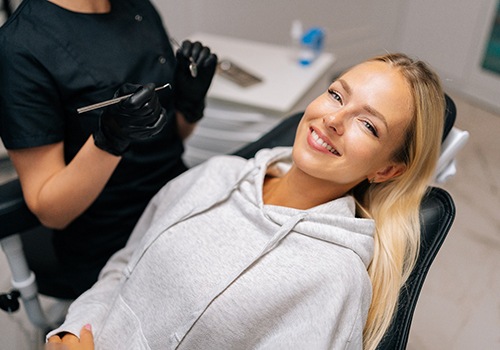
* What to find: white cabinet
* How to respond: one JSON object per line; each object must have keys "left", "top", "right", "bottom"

{"left": 183, "top": 33, "right": 336, "bottom": 167}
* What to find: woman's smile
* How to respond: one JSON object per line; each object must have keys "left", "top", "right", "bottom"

{"left": 308, "top": 127, "right": 341, "bottom": 156}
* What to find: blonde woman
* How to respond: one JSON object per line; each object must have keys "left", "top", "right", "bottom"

{"left": 46, "top": 53, "right": 445, "bottom": 350}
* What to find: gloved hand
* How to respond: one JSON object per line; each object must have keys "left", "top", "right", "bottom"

{"left": 174, "top": 40, "right": 217, "bottom": 123}
{"left": 94, "top": 83, "right": 167, "bottom": 156}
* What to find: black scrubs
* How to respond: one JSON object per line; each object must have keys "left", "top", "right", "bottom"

{"left": 0, "top": 0, "right": 187, "bottom": 297}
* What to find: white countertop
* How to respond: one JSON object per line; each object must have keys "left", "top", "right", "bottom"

{"left": 189, "top": 33, "right": 336, "bottom": 114}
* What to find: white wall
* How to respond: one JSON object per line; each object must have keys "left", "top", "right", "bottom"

{"left": 152, "top": 0, "right": 405, "bottom": 74}
{"left": 153, "top": 0, "right": 500, "bottom": 114}
{"left": 394, "top": 0, "right": 500, "bottom": 113}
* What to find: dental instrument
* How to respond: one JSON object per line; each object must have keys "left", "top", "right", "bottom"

{"left": 77, "top": 83, "right": 171, "bottom": 114}
{"left": 169, "top": 37, "right": 198, "bottom": 78}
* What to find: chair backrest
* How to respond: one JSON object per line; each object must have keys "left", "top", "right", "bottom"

{"left": 0, "top": 178, "right": 40, "bottom": 239}
{"left": 234, "top": 99, "right": 457, "bottom": 349}
{"left": 376, "top": 186, "right": 454, "bottom": 349}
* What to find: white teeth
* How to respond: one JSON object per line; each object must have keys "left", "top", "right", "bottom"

{"left": 311, "top": 130, "right": 339, "bottom": 155}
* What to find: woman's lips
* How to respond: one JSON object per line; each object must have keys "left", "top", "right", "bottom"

{"left": 309, "top": 128, "right": 341, "bottom": 156}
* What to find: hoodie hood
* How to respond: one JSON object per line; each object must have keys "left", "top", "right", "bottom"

{"left": 236, "top": 147, "right": 375, "bottom": 267}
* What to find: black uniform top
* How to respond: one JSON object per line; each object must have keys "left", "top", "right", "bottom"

{"left": 0, "top": 0, "right": 187, "bottom": 296}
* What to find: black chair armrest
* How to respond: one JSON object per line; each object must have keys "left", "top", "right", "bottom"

{"left": 0, "top": 178, "right": 40, "bottom": 239}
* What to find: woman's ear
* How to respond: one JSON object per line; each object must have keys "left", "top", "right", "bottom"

{"left": 370, "top": 162, "right": 407, "bottom": 183}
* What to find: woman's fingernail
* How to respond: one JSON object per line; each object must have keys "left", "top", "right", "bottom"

{"left": 84, "top": 323, "right": 92, "bottom": 331}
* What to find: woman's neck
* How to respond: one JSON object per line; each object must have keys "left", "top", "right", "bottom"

{"left": 47, "top": 0, "right": 111, "bottom": 14}
{"left": 262, "top": 165, "right": 352, "bottom": 210}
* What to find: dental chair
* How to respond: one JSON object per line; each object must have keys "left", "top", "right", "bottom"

{"left": 0, "top": 94, "right": 467, "bottom": 349}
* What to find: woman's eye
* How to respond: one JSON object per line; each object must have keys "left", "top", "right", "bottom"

{"left": 363, "top": 120, "right": 379, "bottom": 137}
{"left": 328, "top": 89, "right": 342, "bottom": 104}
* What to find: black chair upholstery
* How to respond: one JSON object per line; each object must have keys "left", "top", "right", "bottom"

{"left": 376, "top": 186, "right": 454, "bottom": 349}
{"left": 0, "top": 178, "right": 39, "bottom": 239}
{"left": 0, "top": 98, "right": 456, "bottom": 348}
{"left": 442, "top": 94, "right": 456, "bottom": 142}
{"left": 0, "top": 173, "right": 67, "bottom": 292}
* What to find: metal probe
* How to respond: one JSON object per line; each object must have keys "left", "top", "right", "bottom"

{"left": 77, "top": 83, "right": 171, "bottom": 114}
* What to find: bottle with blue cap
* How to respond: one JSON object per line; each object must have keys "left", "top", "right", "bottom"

{"left": 298, "top": 27, "right": 325, "bottom": 66}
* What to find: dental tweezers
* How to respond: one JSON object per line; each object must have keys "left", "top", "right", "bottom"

{"left": 169, "top": 37, "right": 198, "bottom": 78}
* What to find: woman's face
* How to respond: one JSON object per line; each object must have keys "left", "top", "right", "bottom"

{"left": 293, "top": 61, "right": 413, "bottom": 189}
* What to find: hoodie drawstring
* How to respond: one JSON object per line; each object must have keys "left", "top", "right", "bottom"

{"left": 172, "top": 213, "right": 307, "bottom": 347}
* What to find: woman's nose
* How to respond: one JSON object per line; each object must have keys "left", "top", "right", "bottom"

{"left": 323, "top": 113, "right": 345, "bottom": 135}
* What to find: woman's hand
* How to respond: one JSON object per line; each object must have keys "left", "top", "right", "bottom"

{"left": 46, "top": 324, "right": 94, "bottom": 350}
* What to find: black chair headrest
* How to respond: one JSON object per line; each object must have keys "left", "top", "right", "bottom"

{"left": 443, "top": 94, "right": 456, "bottom": 141}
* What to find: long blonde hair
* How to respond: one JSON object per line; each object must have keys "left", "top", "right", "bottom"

{"left": 352, "top": 53, "right": 445, "bottom": 349}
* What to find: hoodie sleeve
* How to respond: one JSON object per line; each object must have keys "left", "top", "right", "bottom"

{"left": 45, "top": 189, "right": 162, "bottom": 340}
{"left": 45, "top": 159, "right": 220, "bottom": 341}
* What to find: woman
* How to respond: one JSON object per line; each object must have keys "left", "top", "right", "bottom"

{"left": 0, "top": 0, "right": 217, "bottom": 297}
{"left": 46, "top": 53, "right": 445, "bottom": 350}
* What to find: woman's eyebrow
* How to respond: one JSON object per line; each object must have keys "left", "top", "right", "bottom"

{"left": 338, "top": 79, "right": 352, "bottom": 95}
{"left": 339, "top": 78, "right": 389, "bottom": 130}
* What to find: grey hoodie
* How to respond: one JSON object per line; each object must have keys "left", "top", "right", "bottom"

{"left": 47, "top": 147, "right": 375, "bottom": 349}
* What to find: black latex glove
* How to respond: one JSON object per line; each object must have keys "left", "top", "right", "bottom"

{"left": 94, "top": 83, "right": 167, "bottom": 156}
{"left": 174, "top": 40, "right": 217, "bottom": 123}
